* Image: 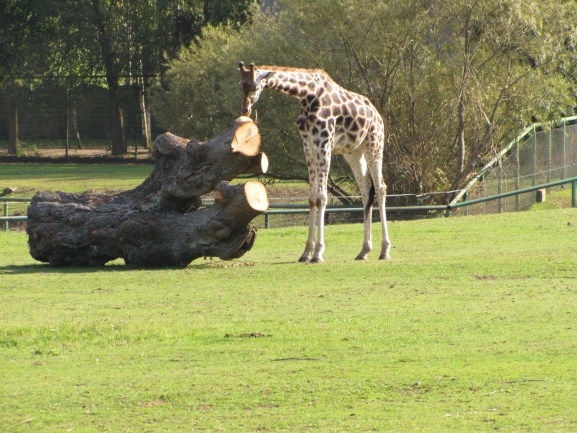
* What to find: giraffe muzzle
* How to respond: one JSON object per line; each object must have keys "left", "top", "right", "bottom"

{"left": 241, "top": 104, "right": 252, "bottom": 117}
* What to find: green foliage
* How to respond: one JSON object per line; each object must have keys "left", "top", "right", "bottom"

{"left": 0, "top": 0, "right": 58, "bottom": 80}
{"left": 1, "top": 208, "right": 577, "bottom": 431}
{"left": 0, "top": 0, "right": 259, "bottom": 80}
{"left": 203, "top": 0, "right": 256, "bottom": 28}
{"left": 1, "top": 0, "right": 258, "bottom": 154}
{"left": 152, "top": 0, "right": 577, "bottom": 201}
{"left": 152, "top": 16, "right": 321, "bottom": 181}
{"left": 152, "top": 25, "right": 244, "bottom": 138}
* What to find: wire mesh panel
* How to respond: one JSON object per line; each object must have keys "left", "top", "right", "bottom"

{"left": 0, "top": 77, "right": 160, "bottom": 158}
{"left": 464, "top": 118, "right": 577, "bottom": 215}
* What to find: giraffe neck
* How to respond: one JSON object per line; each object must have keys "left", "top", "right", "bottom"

{"left": 259, "top": 67, "right": 334, "bottom": 101}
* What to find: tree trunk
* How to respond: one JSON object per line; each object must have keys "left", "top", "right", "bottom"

{"left": 70, "top": 96, "right": 83, "bottom": 149}
{"left": 91, "top": 0, "right": 126, "bottom": 156}
{"left": 110, "top": 85, "right": 126, "bottom": 156}
{"left": 139, "top": 77, "right": 152, "bottom": 148}
{"left": 27, "top": 117, "right": 268, "bottom": 267}
{"left": 457, "top": 93, "right": 466, "bottom": 174}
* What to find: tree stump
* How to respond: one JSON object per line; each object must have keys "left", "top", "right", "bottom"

{"left": 26, "top": 117, "right": 269, "bottom": 267}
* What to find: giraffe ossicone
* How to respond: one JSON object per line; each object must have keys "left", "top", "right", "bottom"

{"left": 238, "top": 62, "right": 391, "bottom": 263}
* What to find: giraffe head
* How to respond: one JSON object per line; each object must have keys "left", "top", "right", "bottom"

{"left": 238, "top": 62, "right": 271, "bottom": 117}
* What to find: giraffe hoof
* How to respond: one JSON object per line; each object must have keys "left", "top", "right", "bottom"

{"left": 311, "top": 257, "right": 324, "bottom": 264}
{"left": 298, "top": 256, "right": 311, "bottom": 264}
{"left": 355, "top": 254, "right": 368, "bottom": 261}
{"left": 378, "top": 254, "right": 392, "bottom": 260}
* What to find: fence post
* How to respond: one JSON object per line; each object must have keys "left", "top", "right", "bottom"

{"left": 498, "top": 158, "right": 503, "bottom": 213}
{"left": 134, "top": 83, "right": 139, "bottom": 159}
{"left": 563, "top": 120, "right": 567, "bottom": 180}
{"left": 532, "top": 125, "right": 537, "bottom": 186}
{"left": 547, "top": 128, "right": 552, "bottom": 184}
{"left": 515, "top": 138, "right": 520, "bottom": 211}
{"left": 3, "top": 201, "right": 8, "bottom": 232}
{"left": 573, "top": 180, "right": 577, "bottom": 208}
{"left": 65, "top": 86, "right": 69, "bottom": 158}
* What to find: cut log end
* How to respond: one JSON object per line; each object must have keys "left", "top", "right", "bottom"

{"left": 260, "top": 153, "right": 269, "bottom": 174}
{"left": 231, "top": 117, "right": 261, "bottom": 156}
{"left": 214, "top": 181, "right": 269, "bottom": 213}
{"left": 244, "top": 181, "right": 269, "bottom": 212}
{"left": 243, "top": 152, "right": 268, "bottom": 176}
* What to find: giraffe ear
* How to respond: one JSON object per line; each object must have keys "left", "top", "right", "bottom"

{"left": 260, "top": 71, "right": 274, "bottom": 80}
{"left": 239, "top": 62, "right": 254, "bottom": 86}
{"left": 249, "top": 63, "right": 258, "bottom": 82}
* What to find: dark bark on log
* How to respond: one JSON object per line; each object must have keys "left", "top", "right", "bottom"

{"left": 26, "top": 117, "right": 269, "bottom": 268}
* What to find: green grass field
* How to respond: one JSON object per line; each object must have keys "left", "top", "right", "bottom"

{"left": 1, "top": 201, "right": 576, "bottom": 432}
{"left": 1, "top": 163, "right": 156, "bottom": 223}
{"left": 0, "top": 163, "right": 154, "bottom": 196}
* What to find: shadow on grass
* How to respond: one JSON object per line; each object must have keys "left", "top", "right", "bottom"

{"left": 0, "top": 263, "right": 182, "bottom": 274}
{"left": 0, "top": 258, "right": 280, "bottom": 274}
{"left": 187, "top": 260, "right": 299, "bottom": 269}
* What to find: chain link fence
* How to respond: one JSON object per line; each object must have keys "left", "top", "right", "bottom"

{"left": 4, "top": 79, "right": 576, "bottom": 228}
{"left": 0, "top": 77, "right": 161, "bottom": 159}
{"left": 458, "top": 117, "right": 577, "bottom": 215}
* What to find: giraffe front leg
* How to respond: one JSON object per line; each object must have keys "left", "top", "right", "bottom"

{"left": 311, "top": 200, "right": 326, "bottom": 263}
{"left": 299, "top": 133, "right": 331, "bottom": 263}
{"left": 310, "top": 167, "right": 330, "bottom": 263}
{"left": 298, "top": 203, "right": 317, "bottom": 263}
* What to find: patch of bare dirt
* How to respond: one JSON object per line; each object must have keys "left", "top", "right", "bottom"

{"left": 0, "top": 146, "right": 151, "bottom": 162}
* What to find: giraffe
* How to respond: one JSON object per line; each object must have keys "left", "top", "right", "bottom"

{"left": 238, "top": 62, "right": 391, "bottom": 263}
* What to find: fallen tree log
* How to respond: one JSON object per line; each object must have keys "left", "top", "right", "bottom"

{"left": 26, "top": 117, "right": 269, "bottom": 267}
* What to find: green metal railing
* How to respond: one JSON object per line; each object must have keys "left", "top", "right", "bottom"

{"left": 447, "top": 176, "right": 577, "bottom": 216}
{"left": 450, "top": 115, "right": 577, "bottom": 212}
{"left": 263, "top": 176, "right": 577, "bottom": 225}
{"left": 2, "top": 177, "right": 576, "bottom": 231}
{"left": 2, "top": 197, "right": 30, "bottom": 232}
{"left": 262, "top": 203, "right": 448, "bottom": 228}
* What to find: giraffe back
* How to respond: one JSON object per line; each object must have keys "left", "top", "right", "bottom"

{"left": 267, "top": 71, "right": 384, "bottom": 157}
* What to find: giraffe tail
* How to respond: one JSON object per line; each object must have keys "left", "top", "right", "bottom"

{"left": 364, "top": 179, "right": 375, "bottom": 220}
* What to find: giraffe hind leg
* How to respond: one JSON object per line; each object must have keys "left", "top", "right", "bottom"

{"left": 355, "top": 180, "right": 374, "bottom": 261}
{"left": 369, "top": 165, "right": 391, "bottom": 260}
{"left": 378, "top": 194, "right": 392, "bottom": 260}
{"left": 343, "top": 150, "right": 373, "bottom": 260}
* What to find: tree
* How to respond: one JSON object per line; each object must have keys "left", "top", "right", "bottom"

{"left": 272, "top": 0, "right": 576, "bottom": 198}
{"left": 56, "top": 0, "right": 181, "bottom": 155}
{"left": 418, "top": 0, "right": 576, "bottom": 192}
{"left": 153, "top": 0, "right": 576, "bottom": 202}
{"left": 0, "top": 0, "right": 58, "bottom": 154}
{"left": 1, "top": 0, "right": 258, "bottom": 156}
{"left": 151, "top": 15, "right": 333, "bottom": 190}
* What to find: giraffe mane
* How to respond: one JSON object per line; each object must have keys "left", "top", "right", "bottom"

{"left": 258, "top": 65, "right": 330, "bottom": 77}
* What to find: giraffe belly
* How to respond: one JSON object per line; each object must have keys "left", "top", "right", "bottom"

{"left": 332, "top": 130, "right": 362, "bottom": 155}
